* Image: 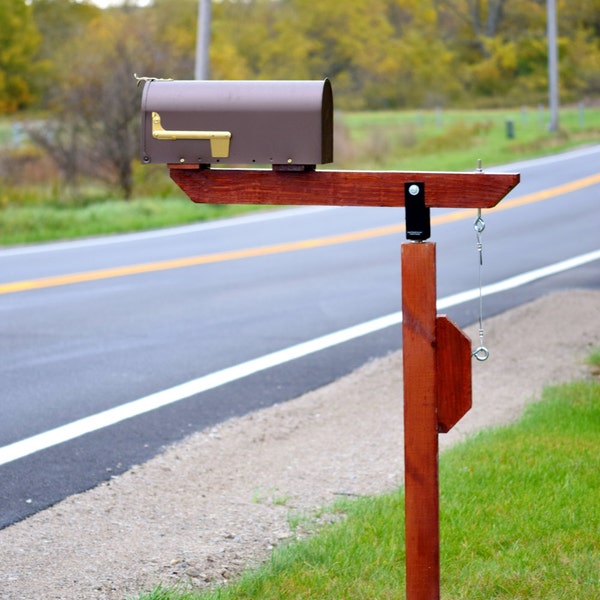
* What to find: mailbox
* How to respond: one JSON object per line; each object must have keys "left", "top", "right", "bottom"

{"left": 140, "top": 79, "right": 333, "bottom": 167}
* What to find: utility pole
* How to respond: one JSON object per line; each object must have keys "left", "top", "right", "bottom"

{"left": 547, "top": 0, "right": 559, "bottom": 132}
{"left": 195, "top": 0, "right": 211, "bottom": 80}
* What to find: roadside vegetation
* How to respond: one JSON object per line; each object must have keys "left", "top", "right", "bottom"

{"left": 2, "top": 1, "right": 600, "bottom": 245}
{"left": 1, "top": 104, "right": 599, "bottom": 246}
{"left": 134, "top": 352, "right": 600, "bottom": 600}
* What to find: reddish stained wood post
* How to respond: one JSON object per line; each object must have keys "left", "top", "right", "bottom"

{"left": 169, "top": 165, "right": 519, "bottom": 600}
{"left": 402, "top": 241, "right": 440, "bottom": 599}
{"left": 401, "top": 248, "right": 474, "bottom": 600}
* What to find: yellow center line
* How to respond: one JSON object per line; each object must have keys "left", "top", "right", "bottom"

{"left": 2, "top": 172, "right": 599, "bottom": 295}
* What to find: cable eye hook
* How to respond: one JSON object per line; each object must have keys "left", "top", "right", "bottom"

{"left": 474, "top": 214, "right": 485, "bottom": 234}
{"left": 473, "top": 346, "right": 490, "bottom": 362}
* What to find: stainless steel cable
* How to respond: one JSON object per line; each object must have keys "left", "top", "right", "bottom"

{"left": 472, "top": 208, "right": 489, "bottom": 361}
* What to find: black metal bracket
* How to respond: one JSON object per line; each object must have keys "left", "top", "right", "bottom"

{"left": 404, "top": 182, "right": 430, "bottom": 241}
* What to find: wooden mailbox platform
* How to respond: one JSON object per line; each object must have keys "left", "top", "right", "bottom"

{"left": 170, "top": 165, "right": 518, "bottom": 209}
{"left": 170, "top": 164, "right": 520, "bottom": 600}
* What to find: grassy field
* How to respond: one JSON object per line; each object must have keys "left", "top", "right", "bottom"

{"left": 336, "top": 104, "right": 600, "bottom": 171}
{"left": 1, "top": 105, "right": 599, "bottom": 245}
{"left": 0, "top": 198, "right": 265, "bottom": 245}
{"left": 134, "top": 361, "right": 600, "bottom": 600}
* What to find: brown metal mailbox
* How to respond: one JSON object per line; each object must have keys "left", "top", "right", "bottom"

{"left": 140, "top": 79, "right": 333, "bottom": 167}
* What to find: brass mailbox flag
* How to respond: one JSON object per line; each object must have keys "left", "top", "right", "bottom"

{"left": 151, "top": 112, "right": 231, "bottom": 158}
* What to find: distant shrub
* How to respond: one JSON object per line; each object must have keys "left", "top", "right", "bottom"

{"left": 418, "top": 120, "right": 493, "bottom": 153}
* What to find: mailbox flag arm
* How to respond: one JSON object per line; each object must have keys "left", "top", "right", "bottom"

{"left": 152, "top": 113, "right": 231, "bottom": 158}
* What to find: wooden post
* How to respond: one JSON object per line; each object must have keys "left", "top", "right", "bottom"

{"left": 402, "top": 241, "right": 440, "bottom": 599}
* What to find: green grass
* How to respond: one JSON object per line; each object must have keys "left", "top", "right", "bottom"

{"left": 438, "top": 380, "right": 599, "bottom": 598}
{"left": 0, "top": 197, "right": 267, "bottom": 245}
{"left": 587, "top": 348, "right": 600, "bottom": 370}
{"left": 133, "top": 369, "right": 600, "bottom": 600}
{"left": 335, "top": 104, "right": 600, "bottom": 171}
{"left": 1, "top": 105, "right": 599, "bottom": 245}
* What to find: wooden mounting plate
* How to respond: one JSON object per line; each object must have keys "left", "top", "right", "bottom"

{"left": 436, "top": 315, "right": 472, "bottom": 433}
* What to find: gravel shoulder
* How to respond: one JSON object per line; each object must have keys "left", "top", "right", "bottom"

{"left": 1, "top": 289, "right": 599, "bottom": 600}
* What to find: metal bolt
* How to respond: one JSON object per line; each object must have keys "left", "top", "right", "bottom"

{"left": 408, "top": 184, "right": 421, "bottom": 196}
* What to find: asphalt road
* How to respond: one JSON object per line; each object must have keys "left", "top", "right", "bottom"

{"left": 1, "top": 146, "right": 599, "bottom": 528}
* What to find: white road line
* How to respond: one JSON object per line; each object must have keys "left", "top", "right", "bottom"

{"left": 438, "top": 249, "right": 600, "bottom": 309}
{"left": 1, "top": 248, "right": 598, "bottom": 467}
{"left": 489, "top": 143, "right": 600, "bottom": 171}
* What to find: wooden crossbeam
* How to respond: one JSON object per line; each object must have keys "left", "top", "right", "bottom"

{"left": 169, "top": 165, "right": 520, "bottom": 209}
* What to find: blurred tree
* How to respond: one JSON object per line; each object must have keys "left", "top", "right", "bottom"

{"left": 387, "top": 0, "right": 463, "bottom": 107}
{"left": 560, "top": 0, "right": 600, "bottom": 98}
{"left": 150, "top": 0, "right": 198, "bottom": 78}
{"left": 6, "top": 0, "right": 600, "bottom": 116}
{"left": 0, "top": 0, "right": 44, "bottom": 112}
{"left": 31, "top": 0, "right": 101, "bottom": 107}
{"left": 32, "top": 0, "right": 101, "bottom": 59}
{"left": 561, "top": 0, "right": 600, "bottom": 36}
{"left": 291, "top": 0, "right": 400, "bottom": 108}
{"left": 435, "top": 1, "right": 553, "bottom": 104}
{"left": 30, "top": 7, "right": 186, "bottom": 198}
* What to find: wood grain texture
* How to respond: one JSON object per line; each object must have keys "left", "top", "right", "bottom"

{"left": 169, "top": 166, "right": 519, "bottom": 209}
{"left": 436, "top": 316, "right": 472, "bottom": 434}
{"left": 402, "top": 242, "right": 440, "bottom": 600}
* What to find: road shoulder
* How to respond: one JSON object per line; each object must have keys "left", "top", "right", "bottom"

{"left": 1, "top": 289, "right": 598, "bottom": 600}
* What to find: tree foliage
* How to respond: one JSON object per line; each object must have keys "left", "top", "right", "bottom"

{"left": 0, "top": 0, "right": 44, "bottom": 112}
{"left": 27, "top": 2, "right": 191, "bottom": 198}
{"left": 3, "top": 0, "right": 600, "bottom": 114}
{"left": 195, "top": 0, "right": 599, "bottom": 108}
